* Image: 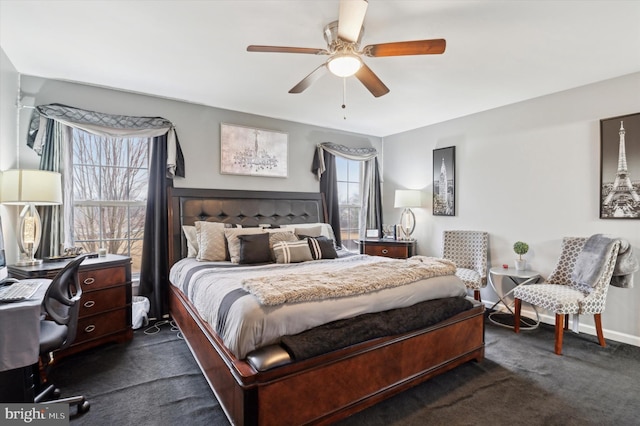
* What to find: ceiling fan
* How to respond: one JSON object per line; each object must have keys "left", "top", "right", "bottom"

{"left": 247, "top": 0, "right": 446, "bottom": 98}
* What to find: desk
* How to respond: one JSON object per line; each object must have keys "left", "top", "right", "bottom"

{"left": 0, "top": 279, "right": 51, "bottom": 402}
{"left": 488, "top": 267, "right": 540, "bottom": 329}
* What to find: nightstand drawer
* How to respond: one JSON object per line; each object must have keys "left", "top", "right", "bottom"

{"left": 79, "top": 266, "right": 126, "bottom": 291}
{"left": 359, "top": 239, "right": 416, "bottom": 259}
{"left": 364, "top": 245, "right": 410, "bottom": 258}
{"left": 76, "top": 308, "right": 128, "bottom": 343}
{"left": 79, "top": 286, "right": 127, "bottom": 317}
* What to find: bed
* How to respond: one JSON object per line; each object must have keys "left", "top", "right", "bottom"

{"left": 167, "top": 187, "right": 485, "bottom": 425}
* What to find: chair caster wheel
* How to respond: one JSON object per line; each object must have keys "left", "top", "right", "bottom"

{"left": 78, "top": 400, "right": 90, "bottom": 414}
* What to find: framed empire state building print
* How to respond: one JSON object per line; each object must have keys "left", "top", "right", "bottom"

{"left": 433, "top": 146, "right": 455, "bottom": 216}
{"left": 600, "top": 112, "right": 640, "bottom": 219}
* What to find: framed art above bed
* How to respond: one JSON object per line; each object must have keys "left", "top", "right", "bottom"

{"left": 220, "top": 123, "right": 288, "bottom": 178}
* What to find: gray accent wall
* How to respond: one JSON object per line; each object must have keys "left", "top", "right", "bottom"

{"left": 1, "top": 43, "right": 639, "bottom": 347}
{"left": 16, "top": 75, "right": 382, "bottom": 192}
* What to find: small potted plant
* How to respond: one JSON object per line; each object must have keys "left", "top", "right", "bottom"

{"left": 513, "top": 241, "right": 529, "bottom": 271}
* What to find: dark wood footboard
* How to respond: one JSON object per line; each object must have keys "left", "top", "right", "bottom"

{"left": 169, "top": 285, "right": 485, "bottom": 425}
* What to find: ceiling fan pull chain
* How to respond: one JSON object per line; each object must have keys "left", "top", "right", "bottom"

{"left": 342, "top": 77, "right": 347, "bottom": 120}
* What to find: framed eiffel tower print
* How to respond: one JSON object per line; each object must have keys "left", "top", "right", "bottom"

{"left": 600, "top": 112, "right": 640, "bottom": 219}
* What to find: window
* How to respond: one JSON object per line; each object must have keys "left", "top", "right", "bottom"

{"left": 71, "top": 129, "right": 150, "bottom": 275}
{"left": 336, "top": 156, "right": 362, "bottom": 252}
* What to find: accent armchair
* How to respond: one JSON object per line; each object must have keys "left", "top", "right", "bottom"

{"left": 513, "top": 237, "right": 620, "bottom": 355}
{"left": 442, "top": 230, "right": 489, "bottom": 302}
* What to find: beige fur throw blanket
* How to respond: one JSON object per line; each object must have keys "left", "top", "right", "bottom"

{"left": 242, "top": 256, "right": 457, "bottom": 306}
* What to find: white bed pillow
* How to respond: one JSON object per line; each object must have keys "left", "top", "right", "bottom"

{"left": 182, "top": 225, "right": 199, "bottom": 258}
{"left": 280, "top": 223, "right": 337, "bottom": 243}
{"left": 224, "top": 228, "right": 266, "bottom": 263}
{"left": 195, "top": 221, "right": 228, "bottom": 261}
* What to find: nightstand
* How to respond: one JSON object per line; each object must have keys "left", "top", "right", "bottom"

{"left": 8, "top": 254, "right": 133, "bottom": 358}
{"left": 359, "top": 239, "right": 416, "bottom": 259}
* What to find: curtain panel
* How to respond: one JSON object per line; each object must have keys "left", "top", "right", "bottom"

{"left": 312, "top": 142, "right": 383, "bottom": 246}
{"left": 28, "top": 104, "right": 185, "bottom": 318}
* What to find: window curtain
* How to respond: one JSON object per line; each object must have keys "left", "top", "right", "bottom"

{"left": 28, "top": 103, "right": 185, "bottom": 318}
{"left": 311, "top": 142, "right": 383, "bottom": 245}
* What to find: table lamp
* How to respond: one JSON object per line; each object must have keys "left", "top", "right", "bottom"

{"left": 0, "top": 169, "right": 62, "bottom": 266}
{"left": 394, "top": 189, "right": 421, "bottom": 240}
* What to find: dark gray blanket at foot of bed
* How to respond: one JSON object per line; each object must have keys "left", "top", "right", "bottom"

{"left": 281, "top": 296, "right": 474, "bottom": 360}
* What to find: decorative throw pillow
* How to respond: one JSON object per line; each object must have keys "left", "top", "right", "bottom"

{"left": 272, "top": 240, "right": 313, "bottom": 264}
{"left": 182, "top": 225, "right": 199, "bottom": 257}
{"left": 195, "top": 221, "right": 227, "bottom": 261}
{"left": 224, "top": 228, "right": 266, "bottom": 263}
{"left": 238, "top": 233, "right": 272, "bottom": 264}
{"left": 306, "top": 236, "right": 338, "bottom": 260}
{"left": 265, "top": 230, "right": 299, "bottom": 260}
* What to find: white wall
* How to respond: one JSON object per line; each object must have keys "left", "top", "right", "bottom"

{"left": 383, "top": 72, "right": 640, "bottom": 346}
{"left": 0, "top": 48, "right": 19, "bottom": 264}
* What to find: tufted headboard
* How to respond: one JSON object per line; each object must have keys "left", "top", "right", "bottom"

{"left": 167, "top": 187, "right": 327, "bottom": 265}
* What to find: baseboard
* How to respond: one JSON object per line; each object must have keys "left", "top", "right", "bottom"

{"left": 484, "top": 301, "right": 640, "bottom": 348}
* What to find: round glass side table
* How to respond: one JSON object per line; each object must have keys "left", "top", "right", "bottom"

{"left": 488, "top": 266, "right": 541, "bottom": 329}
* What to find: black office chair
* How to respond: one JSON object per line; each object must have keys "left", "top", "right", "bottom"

{"left": 34, "top": 254, "right": 90, "bottom": 415}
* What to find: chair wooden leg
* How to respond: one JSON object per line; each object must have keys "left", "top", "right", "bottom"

{"left": 564, "top": 314, "right": 570, "bottom": 330}
{"left": 555, "top": 314, "right": 564, "bottom": 355}
{"left": 514, "top": 299, "right": 522, "bottom": 333}
{"left": 474, "top": 289, "right": 481, "bottom": 302}
{"left": 594, "top": 313, "right": 606, "bottom": 348}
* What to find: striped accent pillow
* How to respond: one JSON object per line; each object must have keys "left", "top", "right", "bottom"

{"left": 273, "top": 240, "right": 313, "bottom": 264}
{"left": 307, "top": 236, "right": 338, "bottom": 260}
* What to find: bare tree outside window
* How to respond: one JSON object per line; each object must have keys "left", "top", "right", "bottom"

{"left": 72, "top": 129, "right": 149, "bottom": 275}
{"left": 336, "top": 156, "right": 361, "bottom": 252}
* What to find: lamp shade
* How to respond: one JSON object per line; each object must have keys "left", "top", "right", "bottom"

{"left": 394, "top": 189, "right": 421, "bottom": 208}
{"left": 0, "top": 169, "right": 62, "bottom": 205}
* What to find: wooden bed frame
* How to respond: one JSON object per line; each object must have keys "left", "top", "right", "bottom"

{"left": 167, "top": 187, "right": 485, "bottom": 425}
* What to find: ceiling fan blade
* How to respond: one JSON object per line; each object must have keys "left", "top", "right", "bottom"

{"left": 363, "top": 39, "right": 446, "bottom": 57}
{"left": 355, "top": 63, "right": 389, "bottom": 98}
{"left": 289, "top": 63, "right": 329, "bottom": 94}
{"left": 247, "top": 45, "right": 329, "bottom": 55}
{"left": 338, "top": 0, "right": 368, "bottom": 43}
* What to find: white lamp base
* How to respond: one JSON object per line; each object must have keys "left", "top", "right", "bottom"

{"left": 15, "top": 258, "right": 43, "bottom": 267}
{"left": 16, "top": 204, "right": 43, "bottom": 266}
{"left": 399, "top": 208, "right": 416, "bottom": 240}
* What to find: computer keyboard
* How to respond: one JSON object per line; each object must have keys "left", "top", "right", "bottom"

{"left": 0, "top": 281, "right": 42, "bottom": 302}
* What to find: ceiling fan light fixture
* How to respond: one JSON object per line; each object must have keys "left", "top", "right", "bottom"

{"left": 327, "top": 54, "right": 362, "bottom": 77}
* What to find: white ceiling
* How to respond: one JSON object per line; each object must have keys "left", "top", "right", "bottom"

{"left": 1, "top": 1, "right": 639, "bottom": 137}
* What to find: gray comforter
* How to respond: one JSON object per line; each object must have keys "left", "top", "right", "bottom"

{"left": 169, "top": 254, "right": 466, "bottom": 358}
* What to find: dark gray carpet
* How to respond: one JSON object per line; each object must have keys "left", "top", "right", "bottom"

{"left": 50, "top": 315, "right": 640, "bottom": 425}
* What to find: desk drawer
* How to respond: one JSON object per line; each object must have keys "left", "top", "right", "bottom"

{"left": 79, "top": 266, "right": 126, "bottom": 291}
{"left": 79, "top": 286, "right": 127, "bottom": 318}
{"left": 76, "top": 309, "right": 127, "bottom": 342}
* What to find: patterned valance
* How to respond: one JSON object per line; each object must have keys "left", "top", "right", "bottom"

{"left": 312, "top": 142, "right": 378, "bottom": 179}
{"left": 28, "top": 103, "right": 183, "bottom": 178}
